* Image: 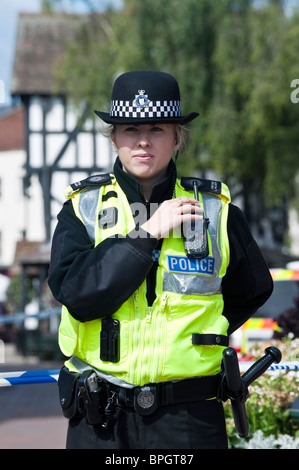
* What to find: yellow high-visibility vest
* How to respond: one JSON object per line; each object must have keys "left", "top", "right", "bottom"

{"left": 59, "top": 174, "right": 231, "bottom": 386}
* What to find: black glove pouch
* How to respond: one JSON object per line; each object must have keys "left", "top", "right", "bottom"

{"left": 58, "top": 366, "right": 83, "bottom": 419}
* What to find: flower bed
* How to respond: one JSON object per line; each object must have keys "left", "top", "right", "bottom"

{"left": 225, "top": 337, "right": 299, "bottom": 448}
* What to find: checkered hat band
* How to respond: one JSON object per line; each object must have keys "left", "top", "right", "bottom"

{"left": 110, "top": 100, "right": 182, "bottom": 119}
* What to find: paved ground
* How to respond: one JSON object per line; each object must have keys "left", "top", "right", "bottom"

{"left": 0, "top": 416, "right": 68, "bottom": 449}
{"left": 0, "top": 344, "right": 68, "bottom": 449}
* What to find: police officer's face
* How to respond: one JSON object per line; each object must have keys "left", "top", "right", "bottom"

{"left": 111, "top": 124, "right": 180, "bottom": 182}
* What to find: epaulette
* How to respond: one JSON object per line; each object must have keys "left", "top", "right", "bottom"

{"left": 181, "top": 176, "right": 222, "bottom": 195}
{"left": 65, "top": 173, "right": 113, "bottom": 198}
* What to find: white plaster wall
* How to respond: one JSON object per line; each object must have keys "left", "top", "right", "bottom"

{"left": 24, "top": 173, "right": 45, "bottom": 242}
{"left": 0, "top": 150, "right": 44, "bottom": 267}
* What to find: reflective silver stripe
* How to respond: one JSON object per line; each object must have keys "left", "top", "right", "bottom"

{"left": 78, "top": 188, "right": 101, "bottom": 243}
{"left": 68, "top": 355, "right": 135, "bottom": 389}
{"left": 163, "top": 194, "right": 225, "bottom": 296}
{"left": 163, "top": 272, "right": 222, "bottom": 296}
{"left": 202, "top": 191, "right": 223, "bottom": 279}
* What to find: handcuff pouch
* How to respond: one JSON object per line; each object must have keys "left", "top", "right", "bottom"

{"left": 58, "top": 366, "right": 83, "bottom": 419}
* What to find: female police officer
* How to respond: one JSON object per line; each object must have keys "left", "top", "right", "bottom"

{"left": 48, "top": 70, "right": 273, "bottom": 449}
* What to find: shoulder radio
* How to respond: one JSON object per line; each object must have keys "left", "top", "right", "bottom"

{"left": 181, "top": 179, "right": 210, "bottom": 259}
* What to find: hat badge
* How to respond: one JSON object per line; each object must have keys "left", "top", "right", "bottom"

{"left": 134, "top": 90, "right": 151, "bottom": 109}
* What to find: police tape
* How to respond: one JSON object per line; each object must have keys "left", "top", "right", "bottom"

{"left": 0, "top": 369, "right": 59, "bottom": 387}
{"left": 239, "top": 361, "right": 299, "bottom": 373}
{"left": 0, "top": 308, "right": 61, "bottom": 325}
{"left": 0, "top": 362, "right": 298, "bottom": 388}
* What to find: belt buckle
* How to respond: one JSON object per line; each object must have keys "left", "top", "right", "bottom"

{"left": 134, "top": 385, "right": 158, "bottom": 416}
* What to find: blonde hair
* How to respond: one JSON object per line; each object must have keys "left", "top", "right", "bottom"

{"left": 175, "top": 124, "right": 189, "bottom": 154}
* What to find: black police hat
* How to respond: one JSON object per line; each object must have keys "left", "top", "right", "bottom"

{"left": 94, "top": 71, "right": 199, "bottom": 125}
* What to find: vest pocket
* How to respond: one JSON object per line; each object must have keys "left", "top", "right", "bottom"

{"left": 164, "top": 297, "right": 229, "bottom": 378}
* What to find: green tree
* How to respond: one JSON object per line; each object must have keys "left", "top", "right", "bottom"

{"left": 128, "top": 0, "right": 229, "bottom": 172}
{"left": 52, "top": 0, "right": 299, "bottom": 231}
{"left": 206, "top": 2, "right": 299, "bottom": 226}
{"left": 53, "top": 0, "right": 230, "bottom": 173}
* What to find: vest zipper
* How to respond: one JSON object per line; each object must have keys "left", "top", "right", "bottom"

{"left": 146, "top": 307, "right": 152, "bottom": 323}
{"left": 129, "top": 289, "right": 151, "bottom": 385}
{"left": 128, "top": 292, "right": 141, "bottom": 384}
{"left": 150, "top": 294, "right": 168, "bottom": 382}
{"left": 139, "top": 305, "right": 152, "bottom": 384}
{"left": 129, "top": 289, "right": 169, "bottom": 385}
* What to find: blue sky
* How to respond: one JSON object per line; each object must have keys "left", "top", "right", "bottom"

{"left": 0, "top": 0, "right": 122, "bottom": 106}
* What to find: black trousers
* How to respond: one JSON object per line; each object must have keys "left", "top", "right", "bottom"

{"left": 66, "top": 399, "right": 228, "bottom": 449}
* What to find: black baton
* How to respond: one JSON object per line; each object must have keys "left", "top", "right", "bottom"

{"left": 222, "top": 347, "right": 249, "bottom": 438}
{"left": 242, "top": 346, "right": 282, "bottom": 387}
{"left": 222, "top": 346, "right": 282, "bottom": 438}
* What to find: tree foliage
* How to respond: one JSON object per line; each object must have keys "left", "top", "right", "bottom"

{"left": 52, "top": 0, "right": 299, "bottom": 226}
{"left": 207, "top": 3, "right": 299, "bottom": 209}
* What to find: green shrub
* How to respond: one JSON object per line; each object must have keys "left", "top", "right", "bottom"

{"left": 225, "top": 338, "right": 299, "bottom": 448}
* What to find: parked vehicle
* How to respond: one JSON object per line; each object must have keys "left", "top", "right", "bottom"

{"left": 231, "top": 267, "right": 299, "bottom": 353}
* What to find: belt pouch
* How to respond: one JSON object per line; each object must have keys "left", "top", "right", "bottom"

{"left": 78, "top": 370, "right": 106, "bottom": 426}
{"left": 58, "top": 366, "right": 82, "bottom": 419}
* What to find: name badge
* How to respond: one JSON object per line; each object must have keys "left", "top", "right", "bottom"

{"left": 167, "top": 255, "right": 215, "bottom": 275}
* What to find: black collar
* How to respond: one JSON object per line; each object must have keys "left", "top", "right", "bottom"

{"left": 113, "top": 157, "right": 177, "bottom": 205}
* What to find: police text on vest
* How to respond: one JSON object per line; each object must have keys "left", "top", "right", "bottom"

{"left": 167, "top": 255, "right": 215, "bottom": 275}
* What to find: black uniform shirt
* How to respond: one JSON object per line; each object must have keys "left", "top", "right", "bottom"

{"left": 48, "top": 157, "right": 273, "bottom": 334}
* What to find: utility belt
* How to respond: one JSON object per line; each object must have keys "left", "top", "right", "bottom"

{"left": 58, "top": 359, "right": 222, "bottom": 428}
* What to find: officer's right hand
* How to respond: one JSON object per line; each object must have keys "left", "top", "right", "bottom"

{"left": 141, "top": 197, "right": 203, "bottom": 240}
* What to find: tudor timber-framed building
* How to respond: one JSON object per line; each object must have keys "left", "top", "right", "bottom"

{"left": 10, "top": 13, "right": 114, "bottom": 243}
